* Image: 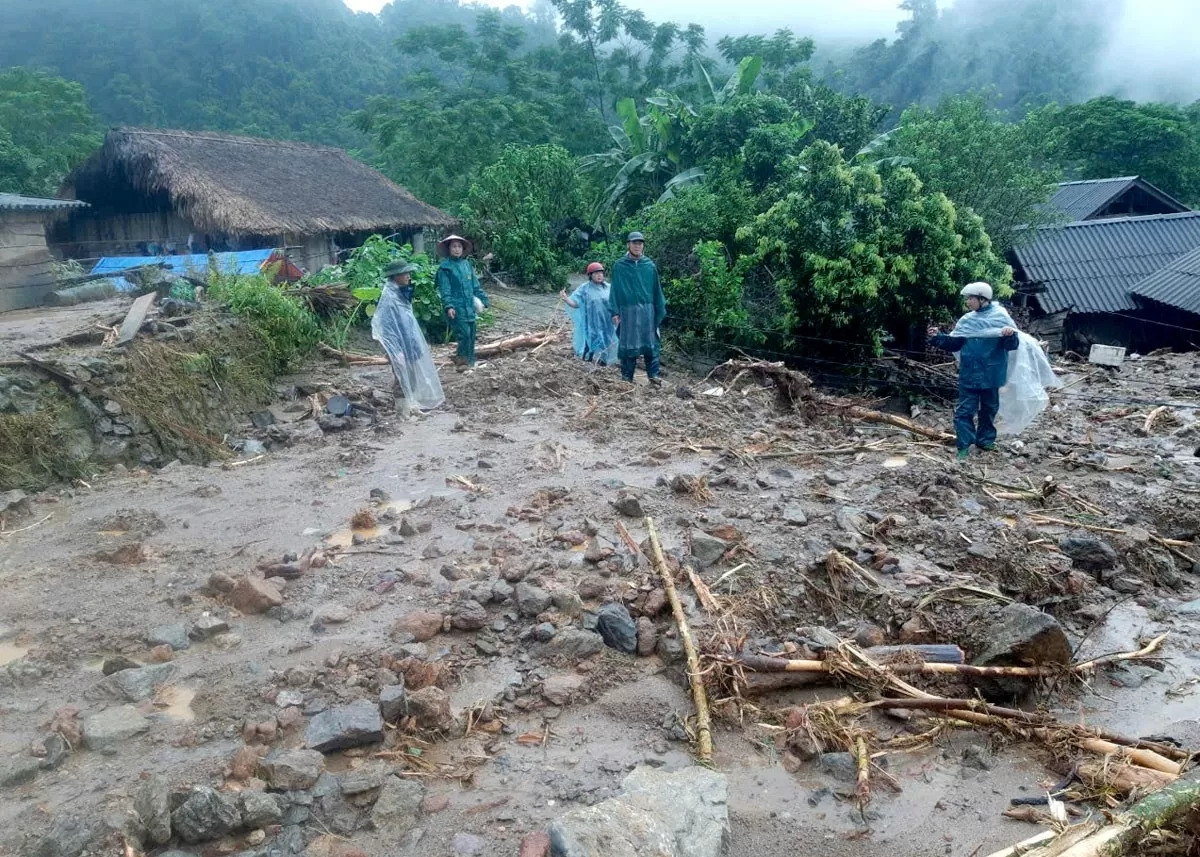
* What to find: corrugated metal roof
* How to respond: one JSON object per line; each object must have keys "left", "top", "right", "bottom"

{"left": 1048, "top": 178, "right": 1139, "bottom": 221}
{"left": 1131, "top": 245, "right": 1200, "bottom": 315}
{"left": 90, "top": 249, "right": 279, "bottom": 292}
{"left": 0, "top": 193, "right": 87, "bottom": 213}
{"left": 1011, "top": 212, "right": 1200, "bottom": 314}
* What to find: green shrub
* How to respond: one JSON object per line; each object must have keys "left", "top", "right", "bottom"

{"left": 207, "top": 271, "right": 322, "bottom": 373}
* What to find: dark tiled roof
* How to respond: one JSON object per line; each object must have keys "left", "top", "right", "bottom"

{"left": 1047, "top": 177, "right": 1189, "bottom": 222}
{"left": 1011, "top": 212, "right": 1200, "bottom": 314}
{"left": 1131, "top": 245, "right": 1200, "bottom": 315}
{"left": 0, "top": 193, "right": 88, "bottom": 213}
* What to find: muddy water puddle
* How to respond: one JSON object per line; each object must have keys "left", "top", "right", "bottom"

{"left": 0, "top": 642, "right": 29, "bottom": 666}
{"left": 156, "top": 686, "right": 197, "bottom": 722}
{"left": 325, "top": 500, "right": 413, "bottom": 548}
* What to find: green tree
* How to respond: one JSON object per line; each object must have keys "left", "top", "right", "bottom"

{"left": 463, "top": 144, "right": 584, "bottom": 287}
{"left": 885, "top": 94, "right": 1060, "bottom": 250}
{"left": 0, "top": 68, "right": 101, "bottom": 196}
{"left": 1041, "top": 97, "right": 1200, "bottom": 204}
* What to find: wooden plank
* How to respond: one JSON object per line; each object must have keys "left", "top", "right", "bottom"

{"left": 117, "top": 292, "right": 157, "bottom": 344}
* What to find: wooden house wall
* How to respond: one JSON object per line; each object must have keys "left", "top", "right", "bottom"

{"left": 0, "top": 212, "right": 56, "bottom": 312}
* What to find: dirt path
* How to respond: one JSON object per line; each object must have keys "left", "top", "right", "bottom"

{"left": 2, "top": 294, "right": 1199, "bottom": 857}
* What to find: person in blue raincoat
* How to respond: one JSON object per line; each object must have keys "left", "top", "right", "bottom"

{"left": 372, "top": 260, "right": 444, "bottom": 415}
{"left": 435, "top": 234, "right": 490, "bottom": 368}
{"left": 927, "top": 282, "right": 1018, "bottom": 461}
{"left": 560, "top": 262, "right": 617, "bottom": 366}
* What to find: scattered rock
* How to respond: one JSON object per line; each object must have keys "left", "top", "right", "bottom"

{"left": 824, "top": 470, "right": 850, "bottom": 485}
{"left": 33, "top": 816, "right": 101, "bottom": 857}
{"left": 961, "top": 744, "right": 995, "bottom": 772}
{"left": 406, "top": 687, "right": 454, "bottom": 732}
{"left": 577, "top": 577, "right": 608, "bottom": 600}
{"left": 392, "top": 611, "right": 444, "bottom": 643}
{"left": 100, "top": 655, "right": 141, "bottom": 675}
{"left": 261, "top": 748, "right": 325, "bottom": 790}
{"left": 92, "top": 662, "right": 175, "bottom": 703}
{"left": 229, "top": 576, "right": 284, "bottom": 614}
{"left": 519, "top": 831, "right": 552, "bottom": 857}
{"left": 636, "top": 617, "right": 658, "bottom": 657}
{"left": 207, "top": 571, "right": 237, "bottom": 593}
{"left": 40, "top": 734, "right": 69, "bottom": 770}
{"left": 370, "top": 776, "right": 424, "bottom": 837}
{"left": 552, "top": 589, "right": 585, "bottom": 617}
{"left": 548, "top": 766, "right": 728, "bottom": 857}
{"left": 82, "top": 705, "right": 151, "bottom": 750}
{"left": 596, "top": 603, "right": 637, "bottom": 654}
{"left": 973, "top": 603, "right": 1072, "bottom": 668}
{"left": 339, "top": 762, "right": 389, "bottom": 796}
{"left": 146, "top": 624, "right": 191, "bottom": 651}
{"left": 818, "top": 752, "right": 858, "bottom": 782}
{"left": 422, "top": 794, "right": 450, "bottom": 815}
{"left": 134, "top": 775, "right": 172, "bottom": 845}
{"left": 380, "top": 683, "right": 408, "bottom": 722}
{"left": 689, "top": 532, "right": 728, "bottom": 569}
{"left": 967, "top": 542, "right": 998, "bottom": 560}
{"left": 516, "top": 582, "right": 553, "bottom": 617}
{"left": 451, "top": 600, "right": 489, "bottom": 631}
{"left": 229, "top": 745, "right": 262, "bottom": 781}
{"left": 171, "top": 786, "right": 242, "bottom": 843}
{"left": 0, "top": 756, "right": 41, "bottom": 788}
{"left": 240, "top": 790, "right": 283, "bottom": 827}
{"left": 782, "top": 505, "right": 808, "bottom": 526}
{"left": 1058, "top": 536, "right": 1119, "bottom": 572}
{"left": 305, "top": 700, "right": 384, "bottom": 753}
{"left": 543, "top": 674, "right": 587, "bottom": 706}
{"left": 189, "top": 614, "right": 230, "bottom": 640}
{"left": 548, "top": 629, "right": 605, "bottom": 662}
{"left": 534, "top": 622, "right": 557, "bottom": 642}
{"left": 612, "top": 490, "right": 645, "bottom": 518}
{"left": 453, "top": 832, "right": 487, "bottom": 855}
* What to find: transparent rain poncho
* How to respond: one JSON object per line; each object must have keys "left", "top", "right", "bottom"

{"left": 948, "top": 306, "right": 1062, "bottom": 435}
{"left": 565, "top": 280, "right": 618, "bottom": 364}
{"left": 370, "top": 282, "right": 445, "bottom": 411}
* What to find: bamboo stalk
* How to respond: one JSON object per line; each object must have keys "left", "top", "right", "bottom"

{"left": 854, "top": 735, "right": 871, "bottom": 812}
{"left": 981, "top": 830, "right": 1058, "bottom": 857}
{"left": 646, "top": 517, "right": 713, "bottom": 764}
{"left": 837, "top": 404, "right": 955, "bottom": 442}
{"left": 613, "top": 520, "right": 642, "bottom": 556}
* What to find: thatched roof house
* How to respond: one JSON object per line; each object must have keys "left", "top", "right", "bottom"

{"left": 52, "top": 128, "right": 454, "bottom": 270}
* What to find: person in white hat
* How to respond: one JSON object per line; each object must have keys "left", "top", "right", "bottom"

{"left": 435, "top": 234, "right": 489, "bottom": 368}
{"left": 927, "top": 282, "right": 1018, "bottom": 460}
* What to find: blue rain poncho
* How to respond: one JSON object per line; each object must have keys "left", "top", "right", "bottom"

{"left": 935, "top": 303, "right": 1061, "bottom": 435}
{"left": 565, "top": 280, "right": 617, "bottom": 364}
{"left": 371, "top": 281, "right": 445, "bottom": 411}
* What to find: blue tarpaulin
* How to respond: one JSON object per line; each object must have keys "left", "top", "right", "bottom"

{"left": 90, "top": 249, "right": 280, "bottom": 292}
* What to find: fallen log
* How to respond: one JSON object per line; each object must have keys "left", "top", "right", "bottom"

{"left": 474, "top": 330, "right": 563, "bottom": 358}
{"left": 1077, "top": 760, "right": 1177, "bottom": 798}
{"left": 836, "top": 404, "right": 955, "bottom": 442}
{"left": 317, "top": 343, "right": 388, "bottom": 365}
{"left": 647, "top": 517, "right": 713, "bottom": 763}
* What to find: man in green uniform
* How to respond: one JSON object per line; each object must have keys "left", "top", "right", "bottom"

{"left": 435, "top": 234, "right": 490, "bottom": 368}
{"left": 608, "top": 231, "right": 666, "bottom": 384}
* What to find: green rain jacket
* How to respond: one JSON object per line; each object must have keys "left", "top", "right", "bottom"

{"left": 436, "top": 257, "right": 489, "bottom": 322}
{"left": 608, "top": 253, "right": 666, "bottom": 359}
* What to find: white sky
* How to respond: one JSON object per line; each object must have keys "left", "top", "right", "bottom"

{"left": 342, "top": 0, "right": 916, "bottom": 40}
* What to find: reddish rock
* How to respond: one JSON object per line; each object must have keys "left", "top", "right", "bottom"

{"left": 542, "top": 674, "right": 586, "bottom": 706}
{"left": 781, "top": 750, "right": 804, "bottom": 774}
{"left": 898, "top": 616, "right": 932, "bottom": 644}
{"left": 229, "top": 576, "right": 283, "bottom": 614}
{"left": 392, "top": 611, "right": 445, "bottom": 643}
{"left": 853, "top": 625, "right": 887, "bottom": 648}
{"left": 635, "top": 617, "right": 657, "bottom": 657}
{"left": 208, "top": 571, "right": 237, "bottom": 593}
{"left": 148, "top": 644, "right": 175, "bottom": 663}
{"left": 519, "top": 832, "right": 551, "bottom": 857}
{"left": 641, "top": 589, "right": 668, "bottom": 617}
{"left": 407, "top": 686, "right": 454, "bottom": 731}
{"left": 421, "top": 794, "right": 450, "bottom": 815}
{"left": 49, "top": 707, "right": 83, "bottom": 748}
{"left": 229, "top": 745, "right": 264, "bottom": 781}
{"left": 276, "top": 707, "right": 304, "bottom": 731}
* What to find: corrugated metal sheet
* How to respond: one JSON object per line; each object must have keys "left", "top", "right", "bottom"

{"left": 0, "top": 193, "right": 87, "bottom": 213}
{"left": 1131, "top": 246, "right": 1200, "bottom": 315}
{"left": 1011, "top": 212, "right": 1200, "bottom": 314}
{"left": 1048, "top": 178, "right": 1138, "bottom": 222}
{"left": 90, "top": 249, "right": 279, "bottom": 292}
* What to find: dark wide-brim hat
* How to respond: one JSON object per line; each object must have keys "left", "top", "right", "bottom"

{"left": 383, "top": 260, "right": 417, "bottom": 277}
{"left": 437, "top": 234, "right": 474, "bottom": 255}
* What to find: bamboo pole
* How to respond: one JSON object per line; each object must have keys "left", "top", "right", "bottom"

{"left": 854, "top": 735, "right": 871, "bottom": 812}
{"left": 837, "top": 404, "right": 955, "bottom": 442}
{"left": 646, "top": 517, "right": 713, "bottom": 764}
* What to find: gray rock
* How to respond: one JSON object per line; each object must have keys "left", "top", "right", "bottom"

{"left": 92, "top": 662, "right": 176, "bottom": 702}
{"left": 973, "top": 603, "right": 1072, "bottom": 668}
{"left": 656, "top": 635, "right": 685, "bottom": 665}
{"left": 82, "top": 705, "right": 151, "bottom": 750}
{"left": 40, "top": 733, "right": 69, "bottom": 770}
{"left": 818, "top": 752, "right": 858, "bottom": 782}
{"left": 305, "top": 699, "right": 384, "bottom": 753}
{"left": 239, "top": 791, "right": 283, "bottom": 827}
{"left": 552, "top": 589, "right": 585, "bottom": 617}
{"left": 689, "top": 532, "right": 728, "bottom": 569}
{"left": 451, "top": 599, "right": 489, "bottom": 631}
{"left": 277, "top": 825, "right": 306, "bottom": 856}
{"left": 548, "top": 766, "right": 728, "bottom": 857}
{"left": 261, "top": 748, "right": 325, "bottom": 790}
{"left": 962, "top": 744, "right": 995, "bottom": 772}
{"left": 1058, "top": 536, "right": 1119, "bottom": 571}
{"left": 1175, "top": 598, "right": 1200, "bottom": 616}
{"left": 0, "top": 755, "right": 41, "bottom": 788}
{"left": 147, "top": 623, "right": 191, "bottom": 651}
{"left": 967, "top": 542, "right": 998, "bottom": 560}
{"left": 612, "top": 490, "right": 645, "bottom": 518}
{"left": 823, "top": 470, "right": 850, "bottom": 485}
{"left": 380, "top": 683, "right": 407, "bottom": 722}
{"left": 134, "top": 775, "right": 172, "bottom": 845}
{"left": 171, "top": 786, "right": 242, "bottom": 843}
{"left": 960, "top": 498, "right": 985, "bottom": 515}
{"left": 782, "top": 505, "right": 808, "bottom": 526}
{"left": 0, "top": 489, "right": 28, "bottom": 518}
{"left": 595, "top": 603, "right": 637, "bottom": 654}
{"left": 189, "top": 614, "right": 231, "bottom": 641}
{"left": 543, "top": 673, "right": 587, "bottom": 706}
{"left": 534, "top": 622, "right": 557, "bottom": 643}
{"left": 339, "top": 762, "right": 389, "bottom": 796}
{"left": 33, "top": 816, "right": 102, "bottom": 857}
{"left": 548, "top": 629, "right": 605, "bottom": 662}
{"left": 371, "top": 776, "right": 424, "bottom": 837}
{"left": 407, "top": 687, "right": 454, "bottom": 731}
{"left": 453, "top": 832, "right": 487, "bottom": 855}
{"left": 516, "top": 582, "right": 553, "bottom": 617}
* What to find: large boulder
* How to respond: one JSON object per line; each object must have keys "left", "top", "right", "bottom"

{"left": 973, "top": 603, "right": 1072, "bottom": 668}
{"left": 260, "top": 748, "right": 325, "bottom": 790}
{"left": 1058, "top": 536, "right": 1119, "bottom": 572}
{"left": 171, "top": 786, "right": 242, "bottom": 844}
{"left": 305, "top": 700, "right": 384, "bottom": 753}
{"left": 548, "top": 766, "right": 728, "bottom": 857}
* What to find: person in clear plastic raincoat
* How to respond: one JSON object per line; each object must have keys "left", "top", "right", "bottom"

{"left": 928, "top": 282, "right": 1061, "bottom": 460}
{"left": 372, "top": 260, "right": 444, "bottom": 414}
{"left": 560, "top": 262, "right": 617, "bottom": 366}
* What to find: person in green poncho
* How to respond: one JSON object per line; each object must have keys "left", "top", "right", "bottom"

{"left": 608, "top": 231, "right": 666, "bottom": 384}
{"left": 435, "top": 234, "right": 490, "bottom": 368}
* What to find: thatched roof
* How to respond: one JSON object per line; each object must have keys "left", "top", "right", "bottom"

{"left": 62, "top": 128, "right": 454, "bottom": 236}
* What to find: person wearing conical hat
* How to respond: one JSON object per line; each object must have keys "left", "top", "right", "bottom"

{"left": 435, "top": 234, "right": 490, "bottom": 368}
{"left": 372, "top": 259, "right": 444, "bottom": 415}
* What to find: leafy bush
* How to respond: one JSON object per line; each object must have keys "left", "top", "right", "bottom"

{"left": 462, "top": 143, "right": 584, "bottom": 289}
{"left": 662, "top": 241, "right": 758, "bottom": 352}
{"left": 207, "top": 271, "right": 322, "bottom": 373}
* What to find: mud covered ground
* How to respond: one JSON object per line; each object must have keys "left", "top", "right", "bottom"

{"left": 2, "top": 291, "right": 1200, "bottom": 857}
